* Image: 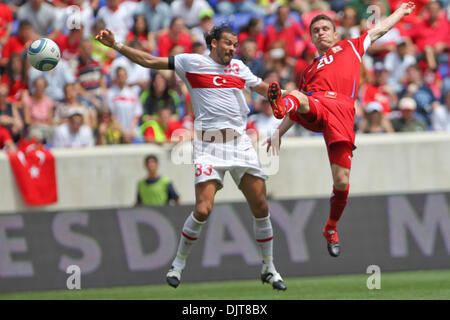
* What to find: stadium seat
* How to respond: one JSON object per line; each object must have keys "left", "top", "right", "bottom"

{"left": 264, "top": 11, "right": 303, "bottom": 27}
{"left": 11, "top": 19, "right": 19, "bottom": 36}
{"left": 207, "top": 0, "right": 219, "bottom": 10}
{"left": 213, "top": 13, "right": 231, "bottom": 28}
{"left": 229, "top": 12, "right": 253, "bottom": 33}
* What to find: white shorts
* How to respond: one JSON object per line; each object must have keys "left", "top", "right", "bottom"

{"left": 193, "top": 133, "right": 267, "bottom": 189}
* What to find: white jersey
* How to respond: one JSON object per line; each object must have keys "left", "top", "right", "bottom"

{"left": 174, "top": 53, "right": 262, "bottom": 135}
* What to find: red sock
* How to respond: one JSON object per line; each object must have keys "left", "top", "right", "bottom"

{"left": 282, "top": 95, "right": 300, "bottom": 114}
{"left": 326, "top": 185, "right": 350, "bottom": 229}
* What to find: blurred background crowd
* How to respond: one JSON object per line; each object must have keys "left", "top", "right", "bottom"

{"left": 0, "top": 0, "right": 449, "bottom": 152}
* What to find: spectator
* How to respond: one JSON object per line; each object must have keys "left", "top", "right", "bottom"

{"left": 141, "top": 72, "right": 181, "bottom": 119}
{"left": 264, "top": 39, "right": 295, "bottom": 87}
{"left": 134, "top": 0, "right": 172, "bottom": 33}
{"left": 54, "top": 83, "right": 95, "bottom": 128}
{"left": 76, "top": 38, "right": 108, "bottom": 110}
{"left": 248, "top": 97, "right": 284, "bottom": 139}
{"left": 264, "top": 4, "right": 306, "bottom": 58}
{"left": 401, "top": 64, "right": 436, "bottom": 125}
{"left": 59, "top": 0, "right": 94, "bottom": 39}
{"left": 95, "top": 106, "right": 124, "bottom": 145}
{"left": 349, "top": 0, "right": 390, "bottom": 22}
{"left": 217, "top": 0, "right": 267, "bottom": 17}
{"left": 22, "top": 77, "right": 55, "bottom": 143}
{"left": 0, "top": 20, "right": 35, "bottom": 68}
{"left": 336, "top": 6, "right": 361, "bottom": 40}
{"left": 0, "top": 2, "right": 13, "bottom": 55}
{"left": 358, "top": 101, "right": 394, "bottom": 134}
{"left": 384, "top": 40, "right": 417, "bottom": 93}
{"left": 140, "top": 106, "right": 185, "bottom": 145}
{"left": 106, "top": 67, "right": 143, "bottom": 143}
{"left": 52, "top": 109, "right": 94, "bottom": 148}
{"left": 96, "top": 0, "right": 137, "bottom": 44}
{"left": 28, "top": 58, "right": 76, "bottom": 102}
{"left": 192, "top": 41, "right": 206, "bottom": 54}
{"left": 238, "top": 39, "right": 264, "bottom": 78}
{"left": 17, "top": 0, "right": 62, "bottom": 40}
{"left": 359, "top": 62, "right": 396, "bottom": 114}
{"left": 90, "top": 19, "right": 117, "bottom": 70}
{"left": 0, "top": 83, "right": 23, "bottom": 142}
{"left": 391, "top": 97, "right": 427, "bottom": 132}
{"left": 136, "top": 154, "right": 180, "bottom": 206}
{"left": 291, "top": 0, "right": 331, "bottom": 14}
{"left": 157, "top": 17, "right": 193, "bottom": 57}
{"left": 0, "top": 125, "right": 16, "bottom": 153}
{"left": 410, "top": 1, "right": 449, "bottom": 70}
{"left": 110, "top": 41, "right": 151, "bottom": 92}
{"left": 170, "top": 0, "right": 213, "bottom": 29}
{"left": 125, "top": 14, "right": 156, "bottom": 53}
{"left": 54, "top": 25, "right": 84, "bottom": 74}
{"left": 1, "top": 53, "right": 28, "bottom": 103}
{"left": 238, "top": 17, "right": 266, "bottom": 58}
{"left": 431, "top": 91, "right": 450, "bottom": 132}
{"left": 190, "top": 8, "right": 215, "bottom": 53}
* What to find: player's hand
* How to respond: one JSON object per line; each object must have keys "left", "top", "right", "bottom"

{"left": 95, "top": 29, "right": 116, "bottom": 48}
{"left": 400, "top": 2, "right": 415, "bottom": 15}
{"left": 263, "top": 134, "right": 281, "bottom": 155}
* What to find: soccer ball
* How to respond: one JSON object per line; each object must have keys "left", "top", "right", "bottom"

{"left": 27, "top": 38, "right": 61, "bottom": 71}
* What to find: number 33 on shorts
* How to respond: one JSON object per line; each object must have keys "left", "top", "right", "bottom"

{"left": 195, "top": 163, "right": 213, "bottom": 176}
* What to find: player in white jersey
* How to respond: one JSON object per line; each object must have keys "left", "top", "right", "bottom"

{"left": 96, "top": 26, "right": 287, "bottom": 290}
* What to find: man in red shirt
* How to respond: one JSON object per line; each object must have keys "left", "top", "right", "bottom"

{"left": 409, "top": 1, "right": 449, "bottom": 69}
{"left": 264, "top": 4, "right": 306, "bottom": 58}
{"left": 157, "top": 16, "right": 192, "bottom": 57}
{"left": 267, "top": 2, "right": 416, "bottom": 257}
{"left": 0, "top": 20, "right": 35, "bottom": 68}
{"left": 0, "top": 2, "right": 13, "bottom": 52}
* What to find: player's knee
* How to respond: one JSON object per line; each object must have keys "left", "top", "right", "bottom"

{"left": 333, "top": 173, "right": 349, "bottom": 191}
{"left": 290, "top": 91, "right": 310, "bottom": 114}
{"left": 194, "top": 202, "right": 213, "bottom": 221}
{"left": 252, "top": 198, "right": 269, "bottom": 218}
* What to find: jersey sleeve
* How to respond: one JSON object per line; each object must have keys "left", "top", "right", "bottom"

{"left": 174, "top": 53, "right": 191, "bottom": 76}
{"left": 346, "top": 32, "right": 372, "bottom": 58}
{"left": 239, "top": 61, "right": 261, "bottom": 89}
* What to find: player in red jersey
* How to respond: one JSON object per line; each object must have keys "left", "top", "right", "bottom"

{"left": 267, "top": 2, "right": 416, "bottom": 257}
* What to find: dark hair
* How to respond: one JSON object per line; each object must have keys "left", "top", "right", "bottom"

{"left": 145, "top": 154, "right": 158, "bottom": 165}
{"left": 205, "top": 25, "right": 237, "bottom": 50}
{"left": 239, "top": 17, "right": 261, "bottom": 34}
{"left": 132, "top": 14, "right": 149, "bottom": 36}
{"left": 309, "top": 14, "right": 336, "bottom": 34}
{"left": 19, "top": 20, "right": 32, "bottom": 29}
{"left": 5, "top": 53, "right": 27, "bottom": 88}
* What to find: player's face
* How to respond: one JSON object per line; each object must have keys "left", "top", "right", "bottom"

{"left": 310, "top": 20, "right": 338, "bottom": 53}
{"left": 213, "top": 32, "right": 238, "bottom": 65}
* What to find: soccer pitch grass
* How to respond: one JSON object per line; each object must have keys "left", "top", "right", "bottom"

{"left": 1, "top": 269, "right": 449, "bottom": 300}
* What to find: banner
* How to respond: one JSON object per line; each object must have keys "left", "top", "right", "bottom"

{"left": 7, "top": 138, "right": 58, "bottom": 206}
{"left": 0, "top": 192, "right": 449, "bottom": 293}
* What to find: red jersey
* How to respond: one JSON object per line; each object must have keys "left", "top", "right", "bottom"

{"left": 299, "top": 32, "right": 371, "bottom": 101}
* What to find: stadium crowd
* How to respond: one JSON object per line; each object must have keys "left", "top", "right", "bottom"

{"left": 0, "top": 0, "right": 449, "bottom": 151}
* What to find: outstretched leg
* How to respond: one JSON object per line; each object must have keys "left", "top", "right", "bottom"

{"left": 239, "top": 173, "right": 286, "bottom": 291}
{"left": 323, "top": 142, "right": 352, "bottom": 257}
{"left": 167, "top": 180, "right": 219, "bottom": 288}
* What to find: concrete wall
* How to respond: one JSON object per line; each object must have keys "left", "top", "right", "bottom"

{"left": 1, "top": 132, "right": 449, "bottom": 213}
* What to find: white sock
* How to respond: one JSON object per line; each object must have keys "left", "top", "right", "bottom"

{"left": 253, "top": 214, "right": 276, "bottom": 274}
{"left": 172, "top": 212, "right": 205, "bottom": 271}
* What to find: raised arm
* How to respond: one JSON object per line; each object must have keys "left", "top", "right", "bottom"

{"left": 368, "top": 2, "right": 415, "bottom": 43}
{"left": 95, "top": 29, "right": 170, "bottom": 70}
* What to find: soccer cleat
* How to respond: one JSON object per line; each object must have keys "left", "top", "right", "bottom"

{"left": 261, "top": 271, "right": 287, "bottom": 291}
{"left": 268, "top": 82, "right": 286, "bottom": 119}
{"left": 323, "top": 227, "right": 341, "bottom": 257}
{"left": 166, "top": 266, "right": 182, "bottom": 288}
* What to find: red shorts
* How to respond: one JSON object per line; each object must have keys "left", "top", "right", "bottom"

{"left": 289, "top": 91, "right": 356, "bottom": 169}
